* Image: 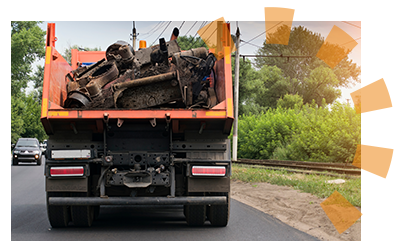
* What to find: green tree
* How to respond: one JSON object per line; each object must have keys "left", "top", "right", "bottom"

{"left": 31, "top": 64, "right": 44, "bottom": 103}
{"left": 299, "top": 66, "right": 341, "bottom": 105}
{"left": 11, "top": 21, "right": 46, "bottom": 97}
{"left": 254, "top": 25, "right": 361, "bottom": 106}
{"left": 231, "top": 56, "right": 266, "bottom": 115}
{"left": 21, "top": 93, "right": 47, "bottom": 142}
{"left": 251, "top": 65, "right": 290, "bottom": 110}
{"left": 277, "top": 94, "right": 303, "bottom": 110}
{"left": 177, "top": 35, "right": 208, "bottom": 50}
{"left": 11, "top": 97, "right": 25, "bottom": 144}
{"left": 11, "top": 21, "right": 46, "bottom": 143}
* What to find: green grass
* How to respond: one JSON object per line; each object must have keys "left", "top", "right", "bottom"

{"left": 232, "top": 163, "right": 361, "bottom": 207}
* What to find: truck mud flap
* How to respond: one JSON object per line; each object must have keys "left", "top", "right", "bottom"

{"left": 48, "top": 196, "right": 227, "bottom": 206}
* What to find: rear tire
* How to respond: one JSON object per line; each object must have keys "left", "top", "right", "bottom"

{"left": 207, "top": 192, "right": 230, "bottom": 227}
{"left": 47, "top": 192, "right": 70, "bottom": 228}
{"left": 184, "top": 205, "right": 206, "bottom": 226}
{"left": 70, "top": 192, "right": 94, "bottom": 227}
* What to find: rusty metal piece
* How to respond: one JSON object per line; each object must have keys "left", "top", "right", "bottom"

{"left": 117, "top": 118, "right": 124, "bottom": 128}
{"left": 106, "top": 41, "right": 134, "bottom": 71}
{"left": 171, "top": 47, "right": 209, "bottom": 65}
{"left": 66, "top": 80, "right": 80, "bottom": 93}
{"left": 134, "top": 39, "right": 181, "bottom": 68}
{"left": 207, "top": 87, "right": 217, "bottom": 108}
{"left": 106, "top": 41, "right": 134, "bottom": 60}
{"left": 86, "top": 61, "right": 119, "bottom": 97}
{"left": 150, "top": 38, "right": 169, "bottom": 65}
{"left": 112, "top": 71, "right": 178, "bottom": 106}
{"left": 170, "top": 27, "right": 179, "bottom": 41}
{"left": 64, "top": 88, "right": 91, "bottom": 108}
{"left": 75, "top": 58, "right": 106, "bottom": 86}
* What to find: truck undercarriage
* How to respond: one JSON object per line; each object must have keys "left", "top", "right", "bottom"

{"left": 45, "top": 121, "right": 231, "bottom": 227}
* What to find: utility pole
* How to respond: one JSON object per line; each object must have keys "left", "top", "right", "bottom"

{"left": 131, "top": 21, "right": 137, "bottom": 51}
{"left": 232, "top": 26, "right": 240, "bottom": 161}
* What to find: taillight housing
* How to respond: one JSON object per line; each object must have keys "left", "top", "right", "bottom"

{"left": 50, "top": 167, "right": 84, "bottom": 177}
{"left": 192, "top": 166, "right": 226, "bottom": 177}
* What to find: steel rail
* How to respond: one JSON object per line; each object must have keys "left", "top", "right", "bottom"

{"left": 233, "top": 159, "right": 361, "bottom": 178}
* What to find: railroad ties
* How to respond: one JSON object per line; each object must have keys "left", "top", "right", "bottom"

{"left": 232, "top": 159, "right": 361, "bottom": 179}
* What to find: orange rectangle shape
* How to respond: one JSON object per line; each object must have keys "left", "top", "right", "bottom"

{"left": 264, "top": 7, "right": 295, "bottom": 21}
{"left": 316, "top": 25, "right": 358, "bottom": 68}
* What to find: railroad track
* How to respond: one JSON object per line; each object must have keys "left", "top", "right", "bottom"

{"left": 232, "top": 159, "right": 361, "bottom": 179}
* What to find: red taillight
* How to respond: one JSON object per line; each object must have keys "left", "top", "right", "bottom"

{"left": 192, "top": 166, "right": 226, "bottom": 176}
{"left": 50, "top": 167, "right": 84, "bottom": 177}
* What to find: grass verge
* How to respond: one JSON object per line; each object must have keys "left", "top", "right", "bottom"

{"left": 232, "top": 163, "right": 361, "bottom": 207}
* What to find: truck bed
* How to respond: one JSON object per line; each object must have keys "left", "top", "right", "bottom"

{"left": 41, "top": 23, "right": 234, "bottom": 135}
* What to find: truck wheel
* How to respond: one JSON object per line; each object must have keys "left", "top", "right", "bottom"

{"left": 70, "top": 193, "right": 94, "bottom": 227}
{"left": 93, "top": 205, "right": 100, "bottom": 221}
{"left": 37, "top": 157, "right": 42, "bottom": 166}
{"left": 46, "top": 192, "right": 70, "bottom": 228}
{"left": 207, "top": 192, "right": 230, "bottom": 227}
{"left": 184, "top": 205, "right": 206, "bottom": 226}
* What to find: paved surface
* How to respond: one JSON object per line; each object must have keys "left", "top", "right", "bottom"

{"left": 11, "top": 158, "right": 318, "bottom": 241}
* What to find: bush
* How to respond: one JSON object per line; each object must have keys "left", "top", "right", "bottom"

{"left": 237, "top": 107, "right": 303, "bottom": 159}
{"left": 237, "top": 101, "right": 361, "bottom": 163}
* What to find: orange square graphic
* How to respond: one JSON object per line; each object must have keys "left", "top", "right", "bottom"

{"left": 316, "top": 25, "right": 358, "bottom": 68}
{"left": 351, "top": 78, "right": 392, "bottom": 114}
{"left": 352, "top": 144, "right": 393, "bottom": 178}
{"left": 264, "top": 7, "right": 295, "bottom": 45}
{"left": 320, "top": 191, "right": 362, "bottom": 234}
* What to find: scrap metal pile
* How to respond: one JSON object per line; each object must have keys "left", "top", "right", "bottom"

{"left": 64, "top": 33, "right": 218, "bottom": 110}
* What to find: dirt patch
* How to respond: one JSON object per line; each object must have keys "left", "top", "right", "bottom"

{"left": 231, "top": 180, "right": 361, "bottom": 241}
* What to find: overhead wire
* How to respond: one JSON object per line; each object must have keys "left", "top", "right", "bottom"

{"left": 139, "top": 21, "right": 165, "bottom": 39}
{"left": 184, "top": 21, "right": 198, "bottom": 36}
{"left": 179, "top": 21, "right": 185, "bottom": 30}
{"left": 151, "top": 21, "right": 172, "bottom": 46}
{"left": 187, "top": 21, "right": 209, "bottom": 48}
{"left": 342, "top": 21, "right": 361, "bottom": 29}
{"left": 239, "top": 21, "right": 284, "bottom": 49}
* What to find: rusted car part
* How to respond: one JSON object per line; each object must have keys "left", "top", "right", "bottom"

{"left": 74, "top": 59, "right": 107, "bottom": 87}
{"left": 64, "top": 88, "right": 91, "bottom": 108}
{"left": 133, "top": 39, "right": 181, "bottom": 69}
{"left": 106, "top": 41, "right": 135, "bottom": 73}
{"left": 86, "top": 61, "right": 119, "bottom": 98}
{"left": 113, "top": 71, "right": 180, "bottom": 109}
{"left": 63, "top": 32, "right": 218, "bottom": 110}
{"left": 150, "top": 38, "right": 169, "bottom": 65}
{"left": 178, "top": 53, "right": 217, "bottom": 101}
{"left": 171, "top": 47, "right": 209, "bottom": 64}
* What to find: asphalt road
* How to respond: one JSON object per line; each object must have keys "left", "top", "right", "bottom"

{"left": 11, "top": 157, "right": 318, "bottom": 241}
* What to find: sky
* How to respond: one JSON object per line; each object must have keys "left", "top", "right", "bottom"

{"left": 36, "top": 20, "right": 361, "bottom": 104}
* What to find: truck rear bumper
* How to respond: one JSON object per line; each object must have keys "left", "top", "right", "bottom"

{"left": 48, "top": 196, "right": 227, "bottom": 206}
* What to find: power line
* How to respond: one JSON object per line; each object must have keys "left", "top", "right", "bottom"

{"left": 184, "top": 21, "right": 198, "bottom": 36}
{"left": 151, "top": 21, "right": 172, "bottom": 46}
{"left": 139, "top": 21, "right": 164, "bottom": 39}
{"left": 342, "top": 21, "right": 361, "bottom": 29}
{"left": 239, "top": 21, "right": 284, "bottom": 49}
{"left": 341, "top": 37, "right": 361, "bottom": 46}
{"left": 187, "top": 21, "right": 209, "bottom": 48}
{"left": 178, "top": 21, "right": 185, "bottom": 30}
{"left": 240, "top": 39, "right": 262, "bottom": 49}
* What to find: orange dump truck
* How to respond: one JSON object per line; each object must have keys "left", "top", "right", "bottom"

{"left": 41, "top": 23, "right": 234, "bottom": 227}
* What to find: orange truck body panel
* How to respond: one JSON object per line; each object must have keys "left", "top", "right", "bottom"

{"left": 41, "top": 23, "right": 234, "bottom": 135}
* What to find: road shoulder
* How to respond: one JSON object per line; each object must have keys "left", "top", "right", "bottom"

{"left": 231, "top": 180, "right": 361, "bottom": 241}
